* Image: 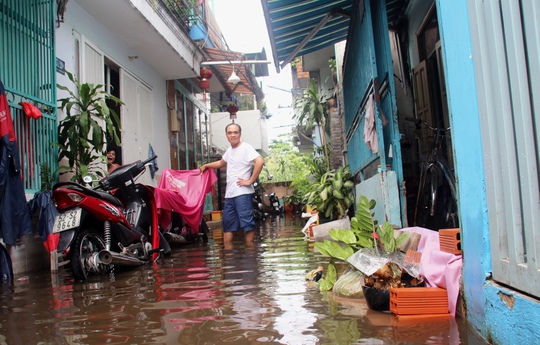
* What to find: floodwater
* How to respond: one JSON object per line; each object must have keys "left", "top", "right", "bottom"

{"left": 0, "top": 215, "right": 488, "bottom": 345}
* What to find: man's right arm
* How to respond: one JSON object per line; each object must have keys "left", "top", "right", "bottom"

{"left": 200, "top": 159, "right": 226, "bottom": 173}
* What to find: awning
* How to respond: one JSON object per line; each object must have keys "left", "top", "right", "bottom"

{"left": 261, "top": 0, "right": 409, "bottom": 72}
{"left": 203, "top": 47, "right": 265, "bottom": 101}
{"left": 261, "top": 0, "right": 354, "bottom": 72}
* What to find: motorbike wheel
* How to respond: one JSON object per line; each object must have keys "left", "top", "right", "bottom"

{"left": 70, "top": 228, "right": 111, "bottom": 281}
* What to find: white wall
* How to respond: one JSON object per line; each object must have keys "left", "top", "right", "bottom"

{"left": 210, "top": 111, "right": 268, "bottom": 155}
{"left": 56, "top": 2, "right": 171, "bottom": 184}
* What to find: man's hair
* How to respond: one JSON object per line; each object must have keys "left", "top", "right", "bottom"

{"left": 225, "top": 123, "right": 242, "bottom": 133}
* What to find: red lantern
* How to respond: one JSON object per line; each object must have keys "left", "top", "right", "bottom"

{"left": 200, "top": 67, "right": 212, "bottom": 79}
{"left": 199, "top": 67, "right": 213, "bottom": 100}
{"left": 226, "top": 104, "right": 239, "bottom": 121}
{"left": 199, "top": 79, "right": 210, "bottom": 90}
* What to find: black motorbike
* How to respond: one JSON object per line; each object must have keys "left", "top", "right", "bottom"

{"left": 267, "top": 192, "right": 284, "bottom": 215}
{"left": 252, "top": 181, "right": 268, "bottom": 220}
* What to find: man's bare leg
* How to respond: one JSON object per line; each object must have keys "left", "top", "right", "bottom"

{"left": 245, "top": 230, "right": 255, "bottom": 242}
{"left": 223, "top": 231, "right": 234, "bottom": 243}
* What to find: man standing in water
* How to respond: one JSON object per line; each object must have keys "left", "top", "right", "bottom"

{"left": 200, "top": 123, "right": 264, "bottom": 243}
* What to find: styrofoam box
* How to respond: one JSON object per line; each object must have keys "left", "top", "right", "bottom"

{"left": 312, "top": 217, "right": 351, "bottom": 241}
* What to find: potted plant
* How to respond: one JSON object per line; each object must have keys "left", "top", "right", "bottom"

{"left": 314, "top": 196, "right": 416, "bottom": 310}
{"left": 305, "top": 165, "right": 355, "bottom": 222}
{"left": 54, "top": 70, "right": 122, "bottom": 183}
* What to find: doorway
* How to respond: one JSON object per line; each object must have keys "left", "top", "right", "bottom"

{"left": 105, "top": 58, "right": 122, "bottom": 165}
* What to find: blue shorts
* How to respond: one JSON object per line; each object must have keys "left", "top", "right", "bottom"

{"left": 222, "top": 194, "right": 255, "bottom": 233}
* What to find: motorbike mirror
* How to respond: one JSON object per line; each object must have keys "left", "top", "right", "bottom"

{"left": 83, "top": 176, "right": 93, "bottom": 184}
{"left": 267, "top": 174, "right": 273, "bottom": 180}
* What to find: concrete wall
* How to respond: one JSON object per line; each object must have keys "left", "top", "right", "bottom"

{"left": 210, "top": 110, "right": 268, "bottom": 155}
{"left": 56, "top": 1, "right": 171, "bottom": 180}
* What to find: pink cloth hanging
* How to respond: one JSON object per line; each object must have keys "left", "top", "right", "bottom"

{"left": 154, "top": 169, "right": 218, "bottom": 231}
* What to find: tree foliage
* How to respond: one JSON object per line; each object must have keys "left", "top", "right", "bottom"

{"left": 264, "top": 139, "right": 311, "bottom": 183}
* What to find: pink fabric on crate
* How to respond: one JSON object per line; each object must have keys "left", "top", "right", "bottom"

{"left": 401, "top": 227, "right": 462, "bottom": 316}
{"left": 154, "top": 169, "right": 218, "bottom": 231}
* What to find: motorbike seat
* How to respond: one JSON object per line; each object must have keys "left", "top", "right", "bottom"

{"left": 95, "top": 191, "right": 123, "bottom": 207}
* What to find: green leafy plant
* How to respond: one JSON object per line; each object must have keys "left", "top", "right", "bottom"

{"left": 54, "top": 70, "right": 122, "bottom": 183}
{"left": 290, "top": 57, "right": 302, "bottom": 69}
{"left": 305, "top": 165, "right": 354, "bottom": 221}
{"left": 39, "top": 162, "right": 55, "bottom": 191}
{"left": 328, "top": 57, "right": 337, "bottom": 73}
{"left": 293, "top": 79, "right": 330, "bottom": 171}
{"left": 313, "top": 196, "right": 409, "bottom": 291}
{"left": 317, "top": 262, "right": 337, "bottom": 292}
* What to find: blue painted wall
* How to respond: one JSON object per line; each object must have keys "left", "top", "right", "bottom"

{"left": 437, "top": 0, "right": 540, "bottom": 343}
{"left": 435, "top": 0, "right": 489, "bottom": 331}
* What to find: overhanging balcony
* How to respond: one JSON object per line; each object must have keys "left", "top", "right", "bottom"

{"left": 72, "top": 0, "right": 204, "bottom": 79}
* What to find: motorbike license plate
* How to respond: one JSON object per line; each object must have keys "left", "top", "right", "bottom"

{"left": 53, "top": 208, "right": 82, "bottom": 233}
{"left": 273, "top": 202, "right": 279, "bottom": 207}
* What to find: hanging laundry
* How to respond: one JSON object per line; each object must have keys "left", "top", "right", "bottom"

{"left": 19, "top": 101, "right": 42, "bottom": 183}
{"left": 154, "top": 169, "right": 217, "bottom": 232}
{"left": 19, "top": 102, "right": 42, "bottom": 119}
{"left": 0, "top": 80, "right": 32, "bottom": 245}
{"left": 363, "top": 93, "right": 378, "bottom": 153}
{"left": 27, "top": 190, "right": 60, "bottom": 252}
{"left": 363, "top": 93, "right": 390, "bottom": 154}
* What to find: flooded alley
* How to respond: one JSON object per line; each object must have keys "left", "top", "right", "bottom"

{"left": 0, "top": 216, "right": 487, "bottom": 344}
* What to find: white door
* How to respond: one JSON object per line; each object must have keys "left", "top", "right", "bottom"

{"left": 120, "top": 69, "right": 154, "bottom": 185}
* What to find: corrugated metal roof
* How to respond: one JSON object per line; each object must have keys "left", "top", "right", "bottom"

{"left": 261, "top": 0, "right": 354, "bottom": 72}
{"left": 262, "top": 0, "right": 409, "bottom": 72}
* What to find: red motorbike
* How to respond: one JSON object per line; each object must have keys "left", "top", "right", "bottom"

{"left": 52, "top": 156, "right": 170, "bottom": 281}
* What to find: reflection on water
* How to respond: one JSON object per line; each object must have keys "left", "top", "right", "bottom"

{"left": 0, "top": 214, "right": 486, "bottom": 344}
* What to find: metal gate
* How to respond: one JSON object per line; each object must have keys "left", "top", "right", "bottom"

{"left": 468, "top": 0, "right": 540, "bottom": 297}
{"left": 0, "top": 0, "right": 57, "bottom": 192}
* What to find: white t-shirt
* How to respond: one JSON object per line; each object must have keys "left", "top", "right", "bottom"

{"left": 222, "top": 142, "right": 260, "bottom": 198}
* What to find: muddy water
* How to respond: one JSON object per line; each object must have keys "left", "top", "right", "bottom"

{"left": 0, "top": 215, "right": 487, "bottom": 345}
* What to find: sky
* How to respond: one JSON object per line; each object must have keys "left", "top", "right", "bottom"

{"left": 211, "top": 0, "right": 296, "bottom": 144}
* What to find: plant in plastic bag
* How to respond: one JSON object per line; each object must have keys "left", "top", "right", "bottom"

{"left": 313, "top": 196, "right": 410, "bottom": 292}
{"left": 332, "top": 266, "right": 365, "bottom": 298}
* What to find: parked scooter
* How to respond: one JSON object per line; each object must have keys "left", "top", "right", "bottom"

{"left": 51, "top": 156, "right": 169, "bottom": 281}
{"left": 267, "top": 192, "right": 284, "bottom": 215}
{"left": 252, "top": 181, "right": 268, "bottom": 221}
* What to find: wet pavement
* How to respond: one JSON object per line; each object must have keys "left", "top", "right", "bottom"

{"left": 0, "top": 214, "right": 488, "bottom": 344}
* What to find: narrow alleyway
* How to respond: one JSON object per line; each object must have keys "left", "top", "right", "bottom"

{"left": 0, "top": 215, "right": 487, "bottom": 344}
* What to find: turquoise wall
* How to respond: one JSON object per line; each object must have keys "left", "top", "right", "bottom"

{"left": 435, "top": 0, "right": 489, "bottom": 331}
{"left": 437, "top": 0, "right": 540, "bottom": 343}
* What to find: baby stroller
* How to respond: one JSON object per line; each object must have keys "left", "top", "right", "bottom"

{"left": 154, "top": 169, "right": 217, "bottom": 245}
